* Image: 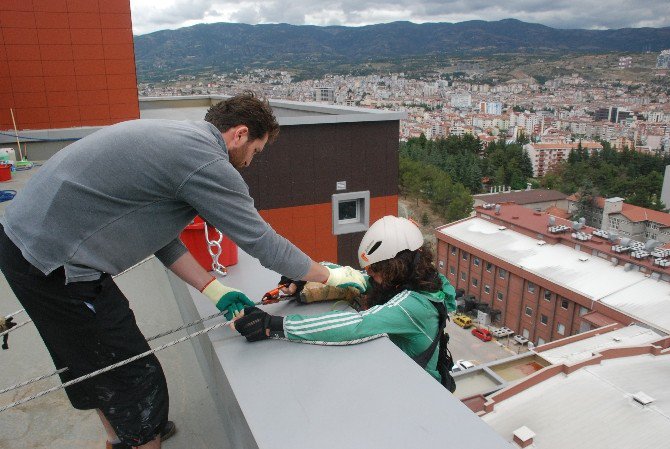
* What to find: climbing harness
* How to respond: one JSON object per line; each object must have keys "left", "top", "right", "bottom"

{"left": 204, "top": 222, "right": 228, "bottom": 276}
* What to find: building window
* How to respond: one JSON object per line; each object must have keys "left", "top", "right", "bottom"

{"left": 557, "top": 323, "right": 566, "bottom": 335}
{"left": 579, "top": 306, "right": 589, "bottom": 316}
{"left": 525, "top": 306, "right": 533, "bottom": 317}
{"left": 461, "top": 272, "right": 466, "bottom": 281}
{"left": 332, "top": 191, "right": 370, "bottom": 235}
{"left": 528, "top": 282, "right": 535, "bottom": 293}
{"left": 540, "top": 314, "right": 548, "bottom": 325}
{"left": 497, "top": 291, "right": 504, "bottom": 301}
{"left": 538, "top": 337, "right": 545, "bottom": 346}
{"left": 473, "top": 257, "right": 480, "bottom": 266}
{"left": 561, "top": 299, "right": 569, "bottom": 310}
{"left": 499, "top": 268, "right": 507, "bottom": 279}
{"left": 472, "top": 278, "right": 479, "bottom": 287}
{"left": 449, "top": 266, "right": 455, "bottom": 275}
{"left": 462, "top": 252, "right": 469, "bottom": 261}
{"left": 451, "top": 246, "right": 456, "bottom": 256}
{"left": 484, "top": 285, "right": 490, "bottom": 294}
{"left": 544, "top": 290, "right": 552, "bottom": 301}
{"left": 486, "top": 262, "right": 492, "bottom": 272}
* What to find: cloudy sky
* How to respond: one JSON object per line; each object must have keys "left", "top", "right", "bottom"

{"left": 129, "top": 0, "right": 670, "bottom": 35}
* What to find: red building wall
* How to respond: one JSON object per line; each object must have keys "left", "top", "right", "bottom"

{"left": 0, "top": 0, "right": 138, "bottom": 130}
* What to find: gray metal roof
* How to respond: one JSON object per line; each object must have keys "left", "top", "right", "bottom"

{"left": 483, "top": 353, "right": 670, "bottom": 449}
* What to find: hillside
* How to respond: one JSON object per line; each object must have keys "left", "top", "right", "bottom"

{"left": 133, "top": 19, "right": 670, "bottom": 81}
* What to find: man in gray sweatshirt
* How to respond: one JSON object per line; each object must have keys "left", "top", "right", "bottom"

{"left": 0, "top": 92, "right": 366, "bottom": 449}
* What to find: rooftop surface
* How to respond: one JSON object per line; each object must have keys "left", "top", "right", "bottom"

{"left": 474, "top": 189, "right": 568, "bottom": 205}
{"left": 474, "top": 203, "right": 670, "bottom": 275}
{"left": 539, "top": 324, "right": 665, "bottom": 365}
{"left": 482, "top": 353, "right": 670, "bottom": 449}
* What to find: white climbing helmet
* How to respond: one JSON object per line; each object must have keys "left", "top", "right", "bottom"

{"left": 358, "top": 215, "right": 424, "bottom": 268}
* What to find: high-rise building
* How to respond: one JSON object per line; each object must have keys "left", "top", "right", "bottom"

{"left": 657, "top": 49, "right": 670, "bottom": 69}
{"left": 314, "top": 87, "right": 334, "bottom": 103}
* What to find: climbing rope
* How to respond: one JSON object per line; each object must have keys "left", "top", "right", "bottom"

{"left": 0, "top": 297, "right": 379, "bottom": 413}
{"left": 0, "top": 319, "right": 232, "bottom": 413}
{"left": 0, "top": 310, "right": 227, "bottom": 395}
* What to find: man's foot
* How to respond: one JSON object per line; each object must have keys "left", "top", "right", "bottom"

{"left": 104, "top": 421, "right": 175, "bottom": 448}
{"left": 161, "top": 421, "right": 177, "bottom": 441}
{"left": 105, "top": 442, "right": 130, "bottom": 449}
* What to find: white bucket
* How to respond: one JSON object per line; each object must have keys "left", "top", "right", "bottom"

{"left": 0, "top": 148, "right": 16, "bottom": 162}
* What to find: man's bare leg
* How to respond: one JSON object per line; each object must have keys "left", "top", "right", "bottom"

{"left": 97, "top": 409, "right": 120, "bottom": 444}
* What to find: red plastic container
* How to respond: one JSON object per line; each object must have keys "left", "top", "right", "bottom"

{"left": 0, "top": 164, "right": 11, "bottom": 182}
{"left": 180, "top": 216, "right": 238, "bottom": 271}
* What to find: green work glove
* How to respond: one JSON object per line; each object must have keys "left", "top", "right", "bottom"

{"left": 323, "top": 264, "right": 367, "bottom": 293}
{"left": 201, "top": 278, "right": 254, "bottom": 320}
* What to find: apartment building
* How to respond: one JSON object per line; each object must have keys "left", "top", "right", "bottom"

{"left": 523, "top": 141, "right": 603, "bottom": 176}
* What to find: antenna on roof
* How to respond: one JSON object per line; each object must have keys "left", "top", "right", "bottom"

{"left": 495, "top": 204, "right": 501, "bottom": 215}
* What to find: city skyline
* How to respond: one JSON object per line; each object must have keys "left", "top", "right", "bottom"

{"left": 130, "top": 0, "right": 670, "bottom": 35}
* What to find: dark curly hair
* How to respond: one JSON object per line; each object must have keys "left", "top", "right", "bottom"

{"left": 365, "top": 244, "right": 442, "bottom": 307}
{"left": 205, "top": 91, "right": 280, "bottom": 143}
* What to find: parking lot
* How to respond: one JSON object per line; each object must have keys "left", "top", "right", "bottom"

{"left": 445, "top": 319, "right": 530, "bottom": 367}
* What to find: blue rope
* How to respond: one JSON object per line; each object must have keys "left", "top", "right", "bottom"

{"left": 0, "top": 190, "right": 16, "bottom": 203}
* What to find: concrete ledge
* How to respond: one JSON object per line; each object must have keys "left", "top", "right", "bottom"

{"left": 172, "top": 250, "right": 510, "bottom": 449}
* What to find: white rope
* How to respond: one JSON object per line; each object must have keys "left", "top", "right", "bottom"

{"left": 0, "top": 368, "right": 68, "bottom": 395}
{"left": 0, "top": 311, "right": 227, "bottom": 395}
{"left": 0, "top": 319, "right": 231, "bottom": 413}
{"left": 6, "top": 309, "right": 25, "bottom": 318}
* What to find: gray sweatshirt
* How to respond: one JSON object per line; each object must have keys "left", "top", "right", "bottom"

{"left": 1, "top": 119, "right": 311, "bottom": 283}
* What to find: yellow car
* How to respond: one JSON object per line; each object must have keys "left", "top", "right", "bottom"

{"left": 453, "top": 314, "right": 473, "bottom": 328}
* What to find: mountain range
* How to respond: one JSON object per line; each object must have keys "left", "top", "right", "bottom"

{"left": 133, "top": 19, "right": 670, "bottom": 81}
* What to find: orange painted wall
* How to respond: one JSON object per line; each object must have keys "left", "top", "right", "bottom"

{"left": 259, "top": 195, "right": 398, "bottom": 264}
{"left": 0, "top": 0, "right": 138, "bottom": 130}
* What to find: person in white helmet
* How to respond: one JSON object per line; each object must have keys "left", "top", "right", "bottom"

{"left": 233, "top": 215, "right": 457, "bottom": 390}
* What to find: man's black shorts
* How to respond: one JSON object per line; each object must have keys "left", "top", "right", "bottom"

{"left": 0, "top": 225, "right": 169, "bottom": 446}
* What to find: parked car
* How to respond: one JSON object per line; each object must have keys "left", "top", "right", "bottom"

{"left": 471, "top": 327, "right": 492, "bottom": 342}
{"left": 451, "top": 359, "right": 475, "bottom": 373}
{"left": 513, "top": 334, "right": 529, "bottom": 345}
{"left": 491, "top": 326, "right": 514, "bottom": 338}
{"left": 453, "top": 314, "right": 473, "bottom": 328}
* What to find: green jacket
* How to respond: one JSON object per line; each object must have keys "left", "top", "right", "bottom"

{"left": 284, "top": 274, "right": 456, "bottom": 381}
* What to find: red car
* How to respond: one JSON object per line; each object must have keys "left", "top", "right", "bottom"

{"left": 471, "top": 327, "right": 492, "bottom": 342}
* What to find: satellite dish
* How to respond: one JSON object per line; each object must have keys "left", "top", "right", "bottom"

{"left": 621, "top": 237, "right": 631, "bottom": 247}
{"left": 572, "top": 221, "right": 583, "bottom": 231}
{"left": 548, "top": 216, "right": 556, "bottom": 226}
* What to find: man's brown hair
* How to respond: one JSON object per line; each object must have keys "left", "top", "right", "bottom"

{"left": 205, "top": 91, "right": 280, "bottom": 143}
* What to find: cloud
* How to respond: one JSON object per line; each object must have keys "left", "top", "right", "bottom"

{"left": 130, "top": 0, "right": 670, "bottom": 35}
